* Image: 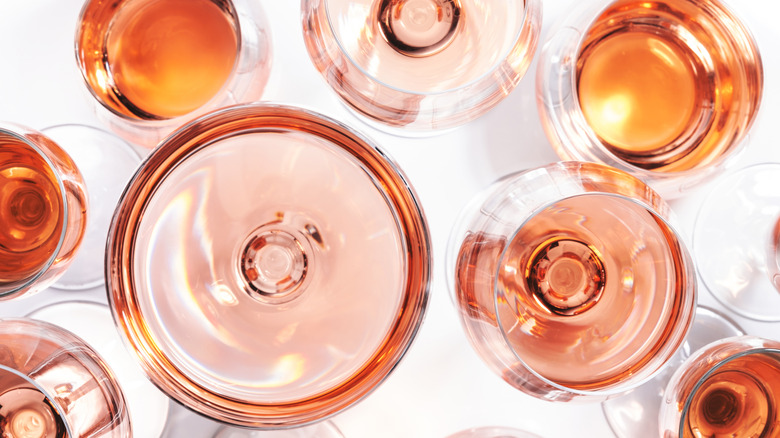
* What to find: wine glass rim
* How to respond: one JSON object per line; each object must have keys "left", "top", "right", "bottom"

{"left": 678, "top": 343, "right": 780, "bottom": 436}
{"left": 105, "top": 102, "right": 432, "bottom": 426}
{"left": 489, "top": 162, "right": 694, "bottom": 397}
{"left": 0, "top": 124, "right": 70, "bottom": 299}
{"left": 321, "top": 0, "right": 539, "bottom": 96}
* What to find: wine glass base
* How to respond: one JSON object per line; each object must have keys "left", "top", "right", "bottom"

{"left": 693, "top": 163, "right": 780, "bottom": 321}
{"left": 26, "top": 301, "right": 169, "bottom": 438}
{"left": 601, "top": 306, "right": 744, "bottom": 438}
{"left": 213, "top": 421, "right": 344, "bottom": 438}
{"left": 41, "top": 125, "right": 141, "bottom": 290}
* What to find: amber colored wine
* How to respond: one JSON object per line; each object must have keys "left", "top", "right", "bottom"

{"left": 682, "top": 352, "right": 780, "bottom": 437}
{"left": 574, "top": 0, "right": 762, "bottom": 172}
{"left": 0, "top": 139, "right": 64, "bottom": 286}
{"left": 456, "top": 193, "right": 690, "bottom": 390}
{"left": 82, "top": 0, "right": 238, "bottom": 119}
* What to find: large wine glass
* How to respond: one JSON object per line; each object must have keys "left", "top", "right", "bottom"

{"left": 536, "top": 0, "right": 762, "bottom": 197}
{"left": 446, "top": 161, "right": 696, "bottom": 401}
{"left": 0, "top": 318, "right": 131, "bottom": 437}
{"left": 106, "top": 103, "right": 431, "bottom": 428}
{"left": 76, "top": 0, "right": 272, "bottom": 147}
{"left": 0, "top": 123, "right": 87, "bottom": 300}
{"left": 301, "top": 0, "right": 542, "bottom": 134}
{"left": 693, "top": 163, "right": 780, "bottom": 321}
{"left": 660, "top": 336, "right": 780, "bottom": 437}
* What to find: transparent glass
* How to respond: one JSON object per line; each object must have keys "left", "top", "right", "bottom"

{"left": 0, "top": 123, "right": 87, "bottom": 300}
{"left": 601, "top": 306, "right": 745, "bottom": 438}
{"left": 536, "top": 0, "right": 762, "bottom": 197}
{"left": 301, "top": 0, "right": 542, "bottom": 134}
{"left": 76, "top": 0, "right": 272, "bottom": 147}
{"left": 446, "top": 161, "right": 696, "bottom": 402}
{"left": 214, "top": 421, "right": 344, "bottom": 438}
{"left": 28, "top": 301, "right": 170, "bottom": 438}
{"left": 660, "top": 336, "right": 780, "bottom": 437}
{"left": 106, "top": 103, "right": 431, "bottom": 428}
{"left": 0, "top": 318, "right": 131, "bottom": 437}
{"left": 445, "top": 426, "right": 542, "bottom": 438}
{"left": 693, "top": 163, "right": 780, "bottom": 321}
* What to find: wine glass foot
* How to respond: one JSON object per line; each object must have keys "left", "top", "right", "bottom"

{"left": 601, "top": 306, "right": 744, "bottom": 438}
{"left": 41, "top": 125, "right": 141, "bottom": 290}
{"left": 213, "top": 421, "right": 344, "bottom": 438}
{"left": 693, "top": 163, "right": 780, "bottom": 321}
{"left": 26, "top": 300, "right": 169, "bottom": 438}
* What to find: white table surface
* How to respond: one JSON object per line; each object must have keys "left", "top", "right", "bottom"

{"left": 0, "top": 1, "right": 779, "bottom": 437}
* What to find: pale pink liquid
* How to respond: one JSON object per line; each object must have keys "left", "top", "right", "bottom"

{"left": 456, "top": 193, "right": 691, "bottom": 391}
{"left": 131, "top": 130, "right": 407, "bottom": 403}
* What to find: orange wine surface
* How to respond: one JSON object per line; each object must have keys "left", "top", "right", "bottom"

{"left": 106, "top": 0, "right": 238, "bottom": 118}
{"left": 577, "top": 31, "right": 698, "bottom": 154}
{"left": 0, "top": 139, "right": 63, "bottom": 285}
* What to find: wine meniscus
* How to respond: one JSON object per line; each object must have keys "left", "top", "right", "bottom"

{"left": 107, "top": 104, "right": 431, "bottom": 427}
{"left": 537, "top": 0, "right": 762, "bottom": 195}
{"left": 449, "top": 162, "right": 696, "bottom": 400}
{"left": 661, "top": 336, "right": 780, "bottom": 438}
{"left": 302, "top": 0, "right": 541, "bottom": 131}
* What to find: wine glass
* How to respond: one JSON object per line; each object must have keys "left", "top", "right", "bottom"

{"left": 213, "top": 421, "right": 344, "bottom": 438}
{"left": 693, "top": 163, "right": 780, "bottom": 321}
{"left": 446, "top": 161, "right": 696, "bottom": 402}
{"left": 445, "top": 426, "right": 542, "bottom": 438}
{"left": 0, "top": 317, "right": 131, "bottom": 437}
{"left": 105, "top": 103, "right": 431, "bottom": 428}
{"left": 659, "top": 336, "right": 780, "bottom": 437}
{"left": 0, "top": 123, "right": 87, "bottom": 300}
{"left": 75, "top": 0, "right": 272, "bottom": 147}
{"left": 27, "top": 301, "right": 170, "bottom": 438}
{"left": 536, "top": 0, "right": 762, "bottom": 197}
{"left": 600, "top": 306, "right": 745, "bottom": 438}
{"left": 301, "top": 0, "right": 542, "bottom": 134}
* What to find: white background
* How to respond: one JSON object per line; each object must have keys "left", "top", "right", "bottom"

{"left": 0, "top": 0, "right": 779, "bottom": 437}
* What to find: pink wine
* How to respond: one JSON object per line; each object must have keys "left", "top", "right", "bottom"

{"left": 682, "top": 351, "right": 780, "bottom": 437}
{"left": 456, "top": 193, "right": 691, "bottom": 390}
{"left": 0, "top": 138, "right": 64, "bottom": 287}
{"left": 79, "top": 0, "right": 238, "bottom": 119}
{"left": 574, "top": 0, "right": 761, "bottom": 172}
{"left": 107, "top": 104, "right": 430, "bottom": 427}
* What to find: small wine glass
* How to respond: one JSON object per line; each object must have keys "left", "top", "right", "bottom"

{"left": 659, "top": 336, "right": 780, "bottom": 437}
{"left": 27, "top": 301, "right": 170, "bottom": 438}
{"left": 446, "top": 161, "right": 696, "bottom": 402}
{"left": 536, "top": 0, "right": 762, "bottom": 197}
{"left": 693, "top": 163, "right": 780, "bottom": 321}
{"left": 106, "top": 103, "right": 431, "bottom": 428}
{"left": 0, "top": 123, "right": 87, "bottom": 300}
{"left": 600, "top": 306, "right": 745, "bottom": 438}
{"left": 301, "top": 0, "right": 542, "bottom": 134}
{"left": 0, "top": 317, "right": 131, "bottom": 437}
{"left": 445, "top": 426, "right": 542, "bottom": 438}
{"left": 76, "top": 0, "right": 272, "bottom": 147}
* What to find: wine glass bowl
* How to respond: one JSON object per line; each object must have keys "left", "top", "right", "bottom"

{"left": 0, "top": 318, "right": 131, "bottom": 437}
{"left": 660, "top": 336, "right": 780, "bottom": 437}
{"left": 0, "top": 123, "right": 87, "bottom": 300}
{"left": 76, "top": 0, "right": 272, "bottom": 147}
{"left": 536, "top": 0, "right": 762, "bottom": 197}
{"left": 106, "top": 103, "right": 431, "bottom": 428}
{"left": 301, "top": 0, "right": 542, "bottom": 133}
{"left": 447, "top": 161, "right": 696, "bottom": 401}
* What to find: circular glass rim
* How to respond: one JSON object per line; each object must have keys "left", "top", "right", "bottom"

{"left": 0, "top": 125, "right": 70, "bottom": 299}
{"left": 491, "top": 163, "right": 695, "bottom": 398}
{"left": 678, "top": 346, "right": 780, "bottom": 437}
{"left": 74, "top": 0, "right": 246, "bottom": 124}
{"left": 105, "top": 102, "right": 432, "bottom": 427}
{"left": 322, "top": 0, "right": 539, "bottom": 96}
{"left": 542, "top": 0, "right": 762, "bottom": 181}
